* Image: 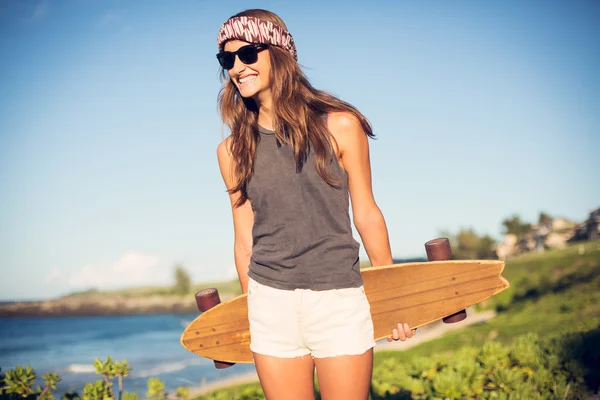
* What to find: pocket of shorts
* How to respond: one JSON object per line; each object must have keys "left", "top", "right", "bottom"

{"left": 247, "top": 278, "right": 262, "bottom": 303}
{"left": 333, "top": 286, "right": 365, "bottom": 297}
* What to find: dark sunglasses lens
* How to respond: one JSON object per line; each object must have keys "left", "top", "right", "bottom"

{"left": 237, "top": 46, "right": 259, "bottom": 65}
{"left": 217, "top": 53, "right": 234, "bottom": 70}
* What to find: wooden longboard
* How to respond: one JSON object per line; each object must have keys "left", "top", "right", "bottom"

{"left": 180, "top": 260, "right": 509, "bottom": 364}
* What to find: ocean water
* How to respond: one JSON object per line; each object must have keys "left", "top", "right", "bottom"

{"left": 0, "top": 314, "right": 255, "bottom": 396}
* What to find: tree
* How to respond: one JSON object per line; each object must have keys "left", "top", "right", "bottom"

{"left": 477, "top": 234, "right": 497, "bottom": 259}
{"left": 82, "top": 380, "right": 111, "bottom": 400}
{"left": 455, "top": 228, "right": 481, "bottom": 260}
{"left": 114, "top": 360, "right": 132, "bottom": 400}
{"left": 173, "top": 264, "right": 191, "bottom": 295}
{"left": 93, "top": 356, "right": 116, "bottom": 400}
{"left": 501, "top": 214, "right": 531, "bottom": 239}
{"left": 439, "top": 228, "right": 497, "bottom": 260}
{"left": 0, "top": 365, "right": 62, "bottom": 400}
{"left": 88, "top": 357, "right": 134, "bottom": 400}
{"left": 175, "top": 387, "right": 190, "bottom": 400}
{"left": 146, "top": 377, "right": 166, "bottom": 399}
{"left": 538, "top": 211, "right": 552, "bottom": 226}
{"left": 1, "top": 365, "right": 36, "bottom": 398}
{"left": 38, "top": 372, "right": 61, "bottom": 400}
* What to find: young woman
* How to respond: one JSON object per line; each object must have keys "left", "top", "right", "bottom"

{"left": 215, "top": 9, "right": 415, "bottom": 400}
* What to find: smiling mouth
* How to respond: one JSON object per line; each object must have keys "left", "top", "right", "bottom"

{"left": 238, "top": 75, "right": 257, "bottom": 86}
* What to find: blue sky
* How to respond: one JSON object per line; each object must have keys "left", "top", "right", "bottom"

{"left": 0, "top": 0, "right": 598, "bottom": 301}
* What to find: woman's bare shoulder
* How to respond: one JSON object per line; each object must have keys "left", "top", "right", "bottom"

{"left": 216, "top": 136, "right": 233, "bottom": 160}
{"left": 326, "top": 111, "right": 367, "bottom": 153}
{"left": 327, "top": 111, "right": 362, "bottom": 133}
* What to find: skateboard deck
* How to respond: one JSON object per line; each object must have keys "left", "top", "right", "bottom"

{"left": 180, "top": 260, "right": 509, "bottom": 364}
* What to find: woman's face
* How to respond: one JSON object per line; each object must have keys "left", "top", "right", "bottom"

{"left": 224, "top": 40, "right": 272, "bottom": 99}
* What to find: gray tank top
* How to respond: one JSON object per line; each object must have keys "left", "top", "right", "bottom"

{"left": 246, "top": 124, "right": 362, "bottom": 290}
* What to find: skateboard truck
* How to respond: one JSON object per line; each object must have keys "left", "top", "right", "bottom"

{"left": 194, "top": 289, "right": 236, "bottom": 369}
{"left": 425, "top": 237, "right": 467, "bottom": 323}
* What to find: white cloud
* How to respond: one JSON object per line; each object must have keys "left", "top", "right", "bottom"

{"left": 44, "top": 267, "right": 63, "bottom": 285}
{"left": 68, "top": 252, "right": 169, "bottom": 289}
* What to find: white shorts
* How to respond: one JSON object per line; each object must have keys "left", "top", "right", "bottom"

{"left": 247, "top": 277, "right": 376, "bottom": 359}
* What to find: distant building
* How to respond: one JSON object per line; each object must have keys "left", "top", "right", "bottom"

{"left": 591, "top": 209, "right": 600, "bottom": 240}
{"left": 497, "top": 209, "right": 600, "bottom": 259}
{"left": 568, "top": 208, "right": 600, "bottom": 243}
{"left": 494, "top": 234, "right": 517, "bottom": 261}
{"left": 515, "top": 217, "right": 575, "bottom": 255}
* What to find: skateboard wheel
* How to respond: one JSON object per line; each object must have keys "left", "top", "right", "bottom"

{"left": 425, "top": 237, "right": 452, "bottom": 261}
{"left": 213, "top": 360, "right": 235, "bottom": 369}
{"left": 194, "top": 288, "right": 236, "bottom": 369}
{"left": 195, "top": 288, "right": 221, "bottom": 312}
{"left": 441, "top": 309, "right": 467, "bottom": 323}
{"left": 424, "top": 238, "right": 468, "bottom": 323}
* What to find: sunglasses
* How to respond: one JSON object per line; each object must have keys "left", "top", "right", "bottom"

{"left": 216, "top": 43, "right": 268, "bottom": 70}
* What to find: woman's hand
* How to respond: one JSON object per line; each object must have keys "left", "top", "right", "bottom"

{"left": 386, "top": 323, "right": 416, "bottom": 342}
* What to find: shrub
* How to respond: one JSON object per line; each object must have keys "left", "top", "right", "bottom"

{"left": 371, "top": 331, "right": 599, "bottom": 399}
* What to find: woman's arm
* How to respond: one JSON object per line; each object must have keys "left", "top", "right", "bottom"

{"left": 328, "top": 112, "right": 415, "bottom": 342}
{"left": 217, "top": 138, "right": 254, "bottom": 294}
{"left": 327, "top": 112, "right": 393, "bottom": 267}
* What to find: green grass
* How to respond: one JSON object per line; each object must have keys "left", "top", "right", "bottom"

{"left": 190, "top": 279, "right": 243, "bottom": 297}
{"left": 63, "top": 278, "right": 243, "bottom": 298}
{"left": 374, "top": 240, "right": 600, "bottom": 366}
{"left": 195, "top": 382, "right": 266, "bottom": 400}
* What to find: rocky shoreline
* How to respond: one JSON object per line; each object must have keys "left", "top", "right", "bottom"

{"left": 0, "top": 293, "right": 235, "bottom": 318}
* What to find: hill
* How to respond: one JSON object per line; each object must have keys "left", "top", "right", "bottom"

{"left": 0, "top": 278, "right": 243, "bottom": 317}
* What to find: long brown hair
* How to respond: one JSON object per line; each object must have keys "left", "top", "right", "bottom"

{"left": 217, "top": 9, "right": 374, "bottom": 207}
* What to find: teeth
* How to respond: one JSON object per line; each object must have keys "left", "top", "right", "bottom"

{"left": 239, "top": 75, "right": 257, "bottom": 84}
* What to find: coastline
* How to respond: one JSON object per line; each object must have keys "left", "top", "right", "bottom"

{"left": 0, "top": 293, "right": 236, "bottom": 318}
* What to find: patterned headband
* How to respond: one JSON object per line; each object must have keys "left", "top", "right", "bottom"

{"left": 217, "top": 16, "right": 298, "bottom": 61}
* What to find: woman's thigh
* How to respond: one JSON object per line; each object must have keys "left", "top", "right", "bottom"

{"left": 253, "top": 352, "right": 316, "bottom": 400}
{"left": 313, "top": 349, "right": 373, "bottom": 400}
